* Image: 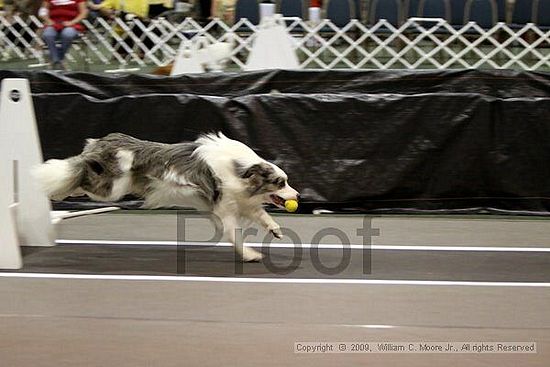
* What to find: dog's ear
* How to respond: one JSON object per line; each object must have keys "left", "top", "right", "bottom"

{"left": 235, "top": 162, "right": 277, "bottom": 195}
{"left": 237, "top": 162, "right": 274, "bottom": 179}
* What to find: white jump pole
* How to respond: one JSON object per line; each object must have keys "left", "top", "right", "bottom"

{"left": 51, "top": 206, "right": 121, "bottom": 225}
{"left": 0, "top": 79, "right": 55, "bottom": 262}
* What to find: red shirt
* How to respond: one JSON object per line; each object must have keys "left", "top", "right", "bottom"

{"left": 47, "top": 0, "right": 85, "bottom": 32}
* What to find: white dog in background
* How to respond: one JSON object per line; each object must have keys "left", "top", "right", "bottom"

{"left": 171, "top": 36, "right": 235, "bottom": 75}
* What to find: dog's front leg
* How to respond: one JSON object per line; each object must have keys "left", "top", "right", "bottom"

{"left": 217, "top": 213, "right": 264, "bottom": 262}
{"left": 247, "top": 208, "right": 283, "bottom": 239}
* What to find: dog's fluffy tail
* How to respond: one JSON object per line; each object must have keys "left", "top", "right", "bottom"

{"left": 32, "top": 157, "right": 86, "bottom": 200}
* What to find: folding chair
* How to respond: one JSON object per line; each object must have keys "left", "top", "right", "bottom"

{"left": 234, "top": 0, "right": 260, "bottom": 25}
{"left": 464, "top": 0, "right": 498, "bottom": 29}
{"left": 277, "top": 0, "right": 306, "bottom": 18}
{"left": 369, "top": 0, "right": 401, "bottom": 26}
{"left": 418, "top": 0, "right": 452, "bottom": 21}
{"left": 532, "top": 0, "right": 550, "bottom": 30}
{"left": 450, "top": 0, "right": 467, "bottom": 26}
{"left": 324, "top": 0, "right": 356, "bottom": 27}
{"left": 510, "top": 0, "right": 534, "bottom": 28}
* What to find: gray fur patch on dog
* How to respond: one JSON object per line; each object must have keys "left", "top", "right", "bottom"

{"left": 234, "top": 161, "right": 285, "bottom": 196}
{"left": 78, "top": 133, "right": 221, "bottom": 204}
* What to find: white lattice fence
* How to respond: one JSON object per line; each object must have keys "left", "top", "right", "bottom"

{"left": 0, "top": 14, "right": 549, "bottom": 71}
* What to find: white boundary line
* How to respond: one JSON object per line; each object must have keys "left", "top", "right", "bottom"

{"left": 55, "top": 239, "right": 550, "bottom": 252}
{"left": 0, "top": 272, "right": 549, "bottom": 287}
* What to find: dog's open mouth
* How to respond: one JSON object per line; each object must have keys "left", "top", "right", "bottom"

{"left": 270, "top": 194, "right": 286, "bottom": 208}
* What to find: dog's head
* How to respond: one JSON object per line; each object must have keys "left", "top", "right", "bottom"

{"left": 236, "top": 161, "right": 299, "bottom": 208}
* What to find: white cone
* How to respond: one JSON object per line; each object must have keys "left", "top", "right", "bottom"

{"left": 245, "top": 14, "right": 299, "bottom": 71}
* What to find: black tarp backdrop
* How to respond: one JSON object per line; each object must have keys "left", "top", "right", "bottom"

{"left": 0, "top": 69, "right": 549, "bottom": 214}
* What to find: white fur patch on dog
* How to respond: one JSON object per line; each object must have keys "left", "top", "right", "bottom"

{"left": 85, "top": 138, "right": 98, "bottom": 148}
{"left": 193, "top": 133, "right": 264, "bottom": 192}
{"left": 109, "top": 176, "right": 131, "bottom": 201}
{"left": 142, "top": 179, "right": 208, "bottom": 210}
{"left": 116, "top": 150, "right": 134, "bottom": 172}
{"left": 162, "top": 169, "right": 196, "bottom": 187}
{"left": 106, "top": 150, "right": 135, "bottom": 201}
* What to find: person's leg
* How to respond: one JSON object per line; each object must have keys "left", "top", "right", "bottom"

{"left": 147, "top": 4, "right": 167, "bottom": 18}
{"left": 41, "top": 26, "right": 60, "bottom": 63}
{"left": 58, "top": 27, "right": 79, "bottom": 62}
{"left": 199, "top": 0, "right": 212, "bottom": 21}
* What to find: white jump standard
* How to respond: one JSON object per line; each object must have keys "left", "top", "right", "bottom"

{"left": 0, "top": 78, "right": 118, "bottom": 270}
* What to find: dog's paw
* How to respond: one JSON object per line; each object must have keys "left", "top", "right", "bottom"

{"left": 270, "top": 227, "right": 283, "bottom": 239}
{"left": 241, "top": 247, "right": 264, "bottom": 262}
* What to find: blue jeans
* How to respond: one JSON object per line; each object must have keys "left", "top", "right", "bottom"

{"left": 42, "top": 26, "right": 79, "bottom": 63}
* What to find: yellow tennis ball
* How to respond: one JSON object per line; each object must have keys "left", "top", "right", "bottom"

{"left": 285, "top": 199, "right": 298, "bottom": 213}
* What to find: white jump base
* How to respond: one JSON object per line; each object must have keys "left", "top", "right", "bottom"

{"left": 0, "top": 78, "right": 119, "bottom": 269}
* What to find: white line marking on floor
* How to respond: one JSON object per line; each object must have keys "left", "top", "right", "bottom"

{"left": 0, "top": 272, "right": 549, "bottom": 287}
{"left": 55, "top": 239, "right": 550, "bottom": 252}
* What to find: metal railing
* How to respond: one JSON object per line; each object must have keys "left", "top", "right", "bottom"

{"left": 1, "top": 14, "right": 549, "bottom": 71}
